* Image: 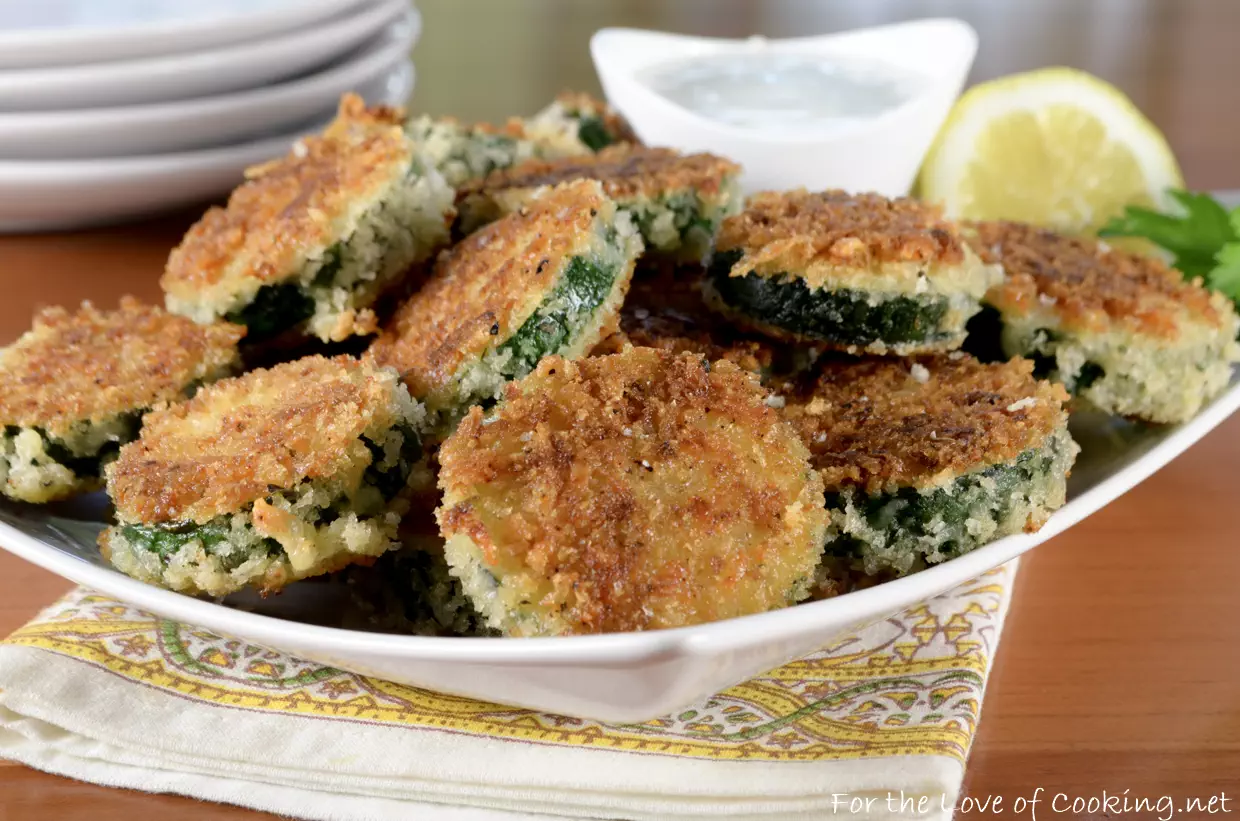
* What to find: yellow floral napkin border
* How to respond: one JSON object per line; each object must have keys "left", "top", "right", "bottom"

{"left": 0, "top": 561, "right": 1018, "bottom": 820}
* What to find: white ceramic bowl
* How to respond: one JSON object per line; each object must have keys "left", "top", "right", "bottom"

{"left": 2, "top": 374, "right": 1237, "bottom": 722}
{"left": 0, "top": 12, "right": 415, "bottom": 160}
{"left": 0, "top": 0, "right": 416, "bottom": 112}
{"left": 591, "top": 19, "right": 977, "bottom": 196}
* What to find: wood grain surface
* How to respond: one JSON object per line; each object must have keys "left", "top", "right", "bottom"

{"left": 3, "top": 0, "right": 1239, "bottom": 817}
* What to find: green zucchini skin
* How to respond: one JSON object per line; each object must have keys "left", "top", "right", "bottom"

{"left": 628, "top": 191, "right": 726, "bottom": 258}
{"left": 40, "top": 438, "right": 123, "bottom": 479}
{"left": 361, "top": 425, "right": 425, "bottom": 501}
{"left": 118, "top": 425, "right": 422, "bottom": 571}
{"left": 494, "top": 254, "right": 618, "bottom": 380}
{"left": 226, "top": 282, "right": 315, "bottom": 341}
{"left": 1006, "top": 324, "right": 1107, "bottom": 394}
{"left": 3, "top": 415, "right": 140, "bottom": 481}
{"left": 223, "top": 242, "right": 347, "bottom": 342}
{"left": 825, "top": 432, "right": 1070, "bottom": 576}
{"left": 119, "top": 520, "right": 279, "bottom": 571}
{"left": 707, "top": 250, "right": 951, "bottom": 348}
{"left": 576, "top": 117, "right": 614, "bottom": 152}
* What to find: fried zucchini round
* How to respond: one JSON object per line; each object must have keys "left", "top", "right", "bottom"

{"left": 705, "top": 190, "right": 1002, "bottom": 354}
{"left": 973, "top": 220, "right": 1240, "bottom": 423}
{"left": 778, "top": 353, "right": 1077, "bottom": 578}
{"left": 367, "top": 179, "right": 642, "bottom": 433}
{"left": 99, "top": 355, "right": 425, "bottom": 597}
{"left": 524, "top": 91, "right": 640, "bottom": 154}
{"left": 0, "top": 298, "right": 242, "bottom": 503}
{"left": 404, "top": 115, "right": 549, "bottom": 190}
{"left": 341, "top": 540, "right": 491, "bottom": 637}
{"left": 163, "top": 95, "right": 455, "bottom": 343}
{"left": 436, "top": 348, "right": 828, "bottom": 636}
{"left": 458, "top": 145, "right": 741, "bottom": 259}
{"left": 404, "top": 92, "right": 633, "bottom": 191}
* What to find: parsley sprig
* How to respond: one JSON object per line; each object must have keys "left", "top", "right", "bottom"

{"left": 1100, "top": 189, "right": 1240, "bottom": 309}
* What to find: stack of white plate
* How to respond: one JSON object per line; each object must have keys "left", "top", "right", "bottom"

{"left": 0, "top": 0, "right": 418, "bottom": 232}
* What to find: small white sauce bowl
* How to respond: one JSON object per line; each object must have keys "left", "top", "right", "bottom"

{"left": 591, "top": 19, "right": 978, "bottom": 197}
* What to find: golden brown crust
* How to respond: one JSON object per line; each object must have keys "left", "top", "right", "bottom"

{"left": 778, "top": 354, "right": 1069, "bottom": 493}
{"left": 972, "top": 220, "right": 1228, "bottom": 336}
{"left": 716, "top": 189, "right": 968, "bottom": 278}
{"left": 0, "top": 298, "right": 243, "bottom": 435}
{"left": 161, "top": 94, "right": 413, "bottom": 305}
{"left": 321, "top": 92, "right": 406, "bottom": 136}
{"left": 591, "top": 263, "right": 777, "bottom": 374}
{"left": 107, "top": 355, "right": 402, "bottom": 524}
{"left": 437, "top": 348, "right": 826, "bottom": 635}
{"left": 367, "top": 179, "right": 607, "bottom": 401}
{"left": 460, "top": 145, "right": 737, "bottom": 203}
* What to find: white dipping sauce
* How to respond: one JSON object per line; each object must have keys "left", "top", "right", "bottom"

{"left": 639, "top": 50, "right": 926, "bottom": 134}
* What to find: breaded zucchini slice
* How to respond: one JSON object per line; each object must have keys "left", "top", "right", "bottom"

{"left": 0, "top": 299, "right": 243, "bottom": 504}
{"left": 704, "top": 190, "right": 1003, "bottom": 354}
{"left": 338, "top": 463, "right": 483, "bottom": 636}
{"left": 524, "top": 91, "right": 640, "bottom": 154}
{"left": 437, "top": 348, "right": 828, "bottom": 636}
{"left": 591, "top": 261, "right": 788, "bottom": 378}
{"left": 973, "top": 221, "right": 1240, "bottom": 424}
{"left": 779, "top": 354, "right": 1077, "bottom": 578}
{"left": 342, "top": 542, "right": 491, "bottom": 637}
{"left": 458, "top": 145, "right": 741, "bottom": 259}
{"left": 403, "top": 116, "right": 556, "bottom": 189}
{"left": 162, "top": 95, "right": 455, "bottom": 344}
{"left": 367, "top": 179, "right": 642, "bottom": 433}
{"left": 403, "top": 93, "right": 632, "bottom": 190}
{"left": 99, "top": 355, "right": 426, "bottom": 597}
{"left": 404, "top": 90, "right": 630, "bottom": 189}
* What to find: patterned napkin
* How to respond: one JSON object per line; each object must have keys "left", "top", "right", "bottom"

{"left": 0, "top": 562, "right": 1017, "bottom": 821}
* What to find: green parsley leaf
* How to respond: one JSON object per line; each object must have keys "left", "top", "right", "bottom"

{"left": 1209, "top": 242, "right": 1240, "bottom": 303}
{"left": 1099, "top": 189, "right": 1236, "bottom": 278}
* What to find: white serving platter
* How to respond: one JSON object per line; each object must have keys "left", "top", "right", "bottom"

{"left": 2, "top": 371, "right": 1237, "bottom": 723}
{"left": 0, "top": 11, "right": 416, "bottom": 160}
{"left": 0, "top": 61, "right": 412, "bottom": 232}
{"left": 0, "top": 0, "right": 414, "bottom": 112}
{"left": 0, "top": 0, "right": 375, "bottom": 70}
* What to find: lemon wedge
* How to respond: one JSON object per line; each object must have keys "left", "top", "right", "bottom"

{"left": 917, "top": 67, "right": 1183, "bottom": 233}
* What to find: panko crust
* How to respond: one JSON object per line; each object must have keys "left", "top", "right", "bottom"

{"left": 592, "top": 263, "right": 778, "bottom": 374}
{"left": 367, "top": 179, "right": 607, "bottom": 400}
{"left": 437, "top": 348, "right": 827, "bottom": 635}
{"left": 716, "top": 189, "right": 969, "bottom": 280}
{"left": 161, "top": 94, "right": 414, "bottom": 306}
{"left": 107, "top": 355, "right": 404, "bottom": 524}
{"left": 779, "top": 354, "right": 1069, "bottom": 493}
{"left": 460, "top": 145, "right": 738, "bottom": 203}
{"left": 320, "top": 93, "right": 405, "bottom": 137}
{"left": 0, "top": 298, "right": 243, "bottom": 435}
{"left": 972, "top": 220, "right": 1231, "bottom": 337}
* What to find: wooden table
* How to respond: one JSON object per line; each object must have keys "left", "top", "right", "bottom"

{"left": 3, "top": 0, "right": 1240, "bottom": 816}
